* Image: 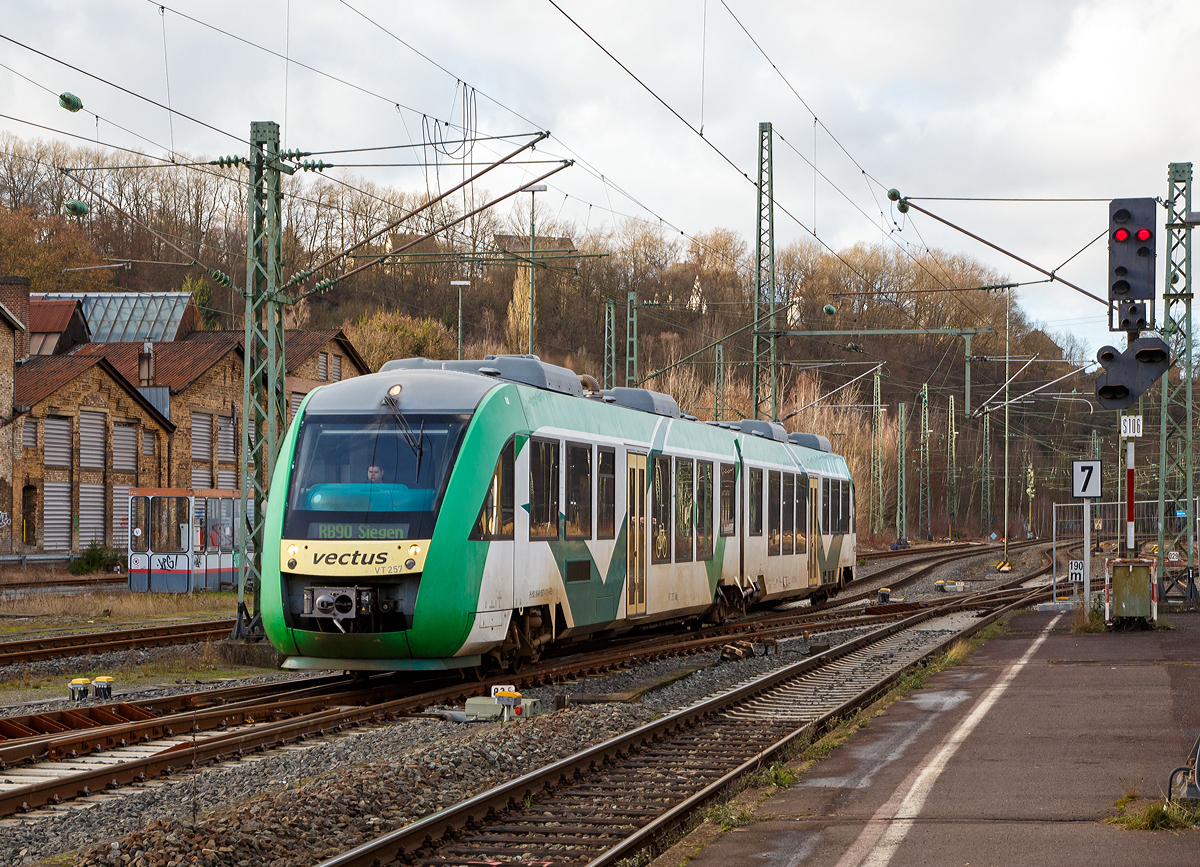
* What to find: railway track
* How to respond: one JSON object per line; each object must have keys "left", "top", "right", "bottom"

{"left": 0, "top": 541, "right": 1053, "bottom": 819}
{"left": 0, "top": 574, "right": 126, "bottom": 597}
{"left": 316, "top": 587, "right": 1046, "bottom": 867}
{"left": 0, "top": 619, "right": 236, "bottom": 666}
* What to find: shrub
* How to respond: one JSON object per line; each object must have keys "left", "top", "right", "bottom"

{"left": 70, "top": 541, "right": 127, "bottom": 575}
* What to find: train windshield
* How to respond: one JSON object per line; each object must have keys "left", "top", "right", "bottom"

{"left": 283, "top": 412, "right": 468, "bottom": 540}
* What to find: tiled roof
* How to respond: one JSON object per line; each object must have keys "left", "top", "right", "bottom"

{"left": 71, "top": 337, "right": 241, "bottom": 393}
{"left": 185, "top": 329, "right": 371, "bottom": 374}
{"left": 32, "top": 292, "right": 196, "bottom": 342}
{"left": 14, "top": 355, "right": 173, "bottom": 429}
{"left": 30, "top": 299, "right": 84, "bottom": 334}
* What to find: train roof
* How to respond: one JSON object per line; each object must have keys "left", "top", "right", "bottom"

{"left": 321, "top": 355, "right": 849, "bottom": 478}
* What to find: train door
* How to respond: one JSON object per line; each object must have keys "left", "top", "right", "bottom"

{"left": 626, "top": 452, "right": 647, "bottom": 616}
{"left": 808, "top": 477, "right": 821, "bottom": 586}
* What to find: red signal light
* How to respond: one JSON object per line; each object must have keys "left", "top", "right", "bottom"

{"left": 1114, "top": 227, "right": 1130, "bottom": 242}
{"left": 1136, "top": 228, "right": 1152, "bottom": 241}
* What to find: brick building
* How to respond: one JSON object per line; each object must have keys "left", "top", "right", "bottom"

{"left": 0, "top": 279, "right": 373, "bottom": 556}
{"left": 13, "top": 355, "right": 173, "bottom": 552}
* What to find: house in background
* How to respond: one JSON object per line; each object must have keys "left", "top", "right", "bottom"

{"left": 13, "top": 355, "right": 173, "bottom": 552}
{"left": 0, "top": 279, "right": 373, "bottom": 557}
{"left": 32, "top": 291, "right": 200, "bottom": 342}
{"left": 30, "top": 298, "right": 90, "bottom": 355}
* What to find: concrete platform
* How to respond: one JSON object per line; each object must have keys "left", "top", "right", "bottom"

{"left": 683, "top": 610, "right": 1200, "bottom": 867}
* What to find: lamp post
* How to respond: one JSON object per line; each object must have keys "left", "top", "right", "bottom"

{"left": 524, "top": 183, "right": 547, "bottom": 355}
{"left": 451, "top": 280, "right": 470, "bottom": 360}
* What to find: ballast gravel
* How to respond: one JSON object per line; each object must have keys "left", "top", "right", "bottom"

{"left": 0, "top": 546, "right": 1034, "bottom": 867}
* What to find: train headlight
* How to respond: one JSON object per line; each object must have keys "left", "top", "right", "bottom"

{"left": 388, "top": 384, "right": 403, "bottom": 397}
{"left": 409, "top": 544, "right": 421, "bottom": 556}
{"left": 405, "top": 558, "right": 417, "bottom": 570}
{"left": 287, "top": 559, "right": 297, "bottom": 569}
{"left": 288, "top": 544, "right": 298, "bottom": 556}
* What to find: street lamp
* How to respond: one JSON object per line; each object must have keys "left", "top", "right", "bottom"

{"left": 524, "top": 183, "right": 547, "bottom": 355}
{"left": 451, "top": 280, "right": 470, "bottom": 360}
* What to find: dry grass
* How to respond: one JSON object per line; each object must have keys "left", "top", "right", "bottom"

{"left": 0, "top": 639, "right": 272, "bottom": 703}
{"left": 1106, "top": 796, "right": 1200, "bottom": 830}
{"left": 0, "top": 589, "right": 237, "bottom": 630}
{"left": 0, "top": 564, "right": 83, "bottom": 586}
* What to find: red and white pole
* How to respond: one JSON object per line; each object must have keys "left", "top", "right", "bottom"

{"left": 1126, "top": 440, "right": 1135, "bottom": 556}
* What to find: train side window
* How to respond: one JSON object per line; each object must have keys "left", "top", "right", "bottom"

{"left": 675, "top": 458, "right": 694, "bottom": 562}
{"left": 782, "top": 474, "right": 795, "bottom": 555}
{"left": 748, "top": 467, "right": 763, "bottom": 536}
{"left": 472, "top": 437, "right": 515, "bottom": 540}
{"left": 840, "top": 475, "right": 849, "bottom": 530}
{"left": 530, "top": 439, "right": 560, "bottom": 539}
{"left": 597, "top": 448, "right": 616, "bottom": 539}
{"left": 131, "top": 496, "right": 149, "bottom": 553}
{"left": 767, "top": 471, "right": 781, "bottom": 555}
{"left": 566, "top": 443, "right": 593, "bottom": 539}
{"left": 697, "top": 461, "right": 714, "bottom": 561}
{"left": 796, "top": 478, "right": 807, "bottom": 554}
{"left": 848, "top": 482, "right": 855, "bottom": 533}
{"left": 822, "top": 478, "right": 831, "bottom": 534}
{"left": 651, "top": 455, "right": 673, "bottom": 563}
{"left": 719, "top": 463, "right": 736, "bottom": 536}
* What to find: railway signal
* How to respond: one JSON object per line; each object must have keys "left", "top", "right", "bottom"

{"left": 1096, "top": 197, "right": 1168, "bottom": 408}
{"left": 1108, "top": 197, "right": 1156, "bottom": 303}
{"left": 1094, "top": 337, "right": 1171, "bottom": 409}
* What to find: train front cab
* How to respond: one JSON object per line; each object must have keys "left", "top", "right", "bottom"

{"left": 128, "top": 488, "right": 243, "bottom": 592}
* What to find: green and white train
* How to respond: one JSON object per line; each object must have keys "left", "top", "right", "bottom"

{"left": 262, "top": 355, "right": 856, "bottom": 673}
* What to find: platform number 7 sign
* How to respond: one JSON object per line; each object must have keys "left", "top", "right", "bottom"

{"left": 1072, "top": 459, "right": 1102, "bottom": 499}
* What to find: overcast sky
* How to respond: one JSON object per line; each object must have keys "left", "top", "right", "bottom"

{"left": 3, "top": 0, "right": 1198, "bottom": 357}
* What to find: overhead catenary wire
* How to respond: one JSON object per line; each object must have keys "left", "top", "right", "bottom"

{"left": 0, "top": 32, "right": 248, "bottom": 145}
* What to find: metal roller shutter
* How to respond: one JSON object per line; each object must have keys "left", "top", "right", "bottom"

{"left": 331, "top": 354, "right": 342, "bottom": 381}
{"left": 111, "top": 484, "right": 131, "bottom": 549}
{"left": 22, "top": 418, "right": 35, "bottom": 448}
{"left": 43, "top": 481, "right": 71, "bottom": 550}
{"left": 44, "top": 417, "right": 71, "bottom": 467}
{"left": 217, "top": 468, "right": 237, "bottom": 490}
{"left": 290, "top": 392, "right": 304, "bottom": 419}
{"left": 318, "top": 352, "right": 328, "bottom": 380}
{"left": 191, "top": 412, "right": 212, "bottom": 460}
{"left": 80, "top": 411, "right": 105, "bottom": 469}
{"left": 143, "top": 431, "right": 156, "bottom": 456}
{"left": 113, "top": 425, "right": 137, "bottom": 472}
{"left": 217, "top": 416, "right": 236, "bottom": 462}
{"left": 192, "top": 466, "right": 213, "bottom": 488}
{"left": 79, "top": 483, "right": 105, "bottom": 546}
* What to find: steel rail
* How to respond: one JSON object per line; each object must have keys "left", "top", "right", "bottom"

{"left": 316, "top": 586, "right": 1048, "bottom": 867}
{"left": 0, "top": 543, "right": 1052, "bottom": 816}
{"left": 0, "top": 619, "right": 237, "bottom": 666}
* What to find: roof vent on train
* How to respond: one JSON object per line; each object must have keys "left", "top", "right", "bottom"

{"left": 600, "top": 387, "right": 681, "bottom": 418}
{"left": 380, "top": 355, "right": 585, "bottom": 398}
{"left": 733, "top": 420, "right": 788, "bottom": 442}
{"left": 788, "top": 431, "right": 833, "bottom": 452}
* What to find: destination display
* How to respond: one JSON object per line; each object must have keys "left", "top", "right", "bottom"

{"left": 309, "top": 523, "right": 410, "bottom": 541}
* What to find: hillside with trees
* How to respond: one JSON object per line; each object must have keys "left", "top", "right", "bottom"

{"left": 3, "top": 132, "right": 1133, "bottom": 543}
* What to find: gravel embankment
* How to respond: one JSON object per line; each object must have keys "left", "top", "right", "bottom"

{"left": 0, "top": 643, "right": 301, "bottom": 719}
{"left": 0, "top": 548, "right": 1042, "bottom": 866}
